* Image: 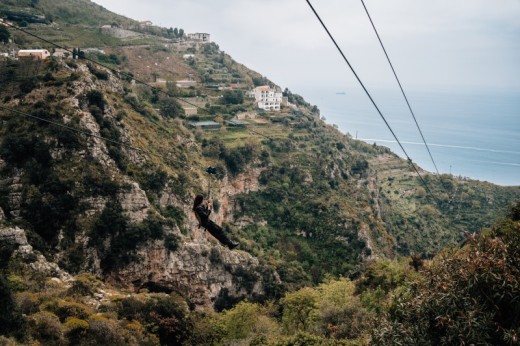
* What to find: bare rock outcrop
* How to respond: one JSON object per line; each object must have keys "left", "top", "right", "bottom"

{"left": 113, "top": 240, "right": 278, "bottom": 308}
{"left": 0, "top": 226, "right": 71, "bottom": 280}
{"left": 118, "top": 181, "right": 151, "bottom": 223}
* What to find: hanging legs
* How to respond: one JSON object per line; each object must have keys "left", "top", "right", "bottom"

{"left": 205, "top": 221, "right": 239, "bottom": 250}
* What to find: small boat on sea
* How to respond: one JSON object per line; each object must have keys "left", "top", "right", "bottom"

{"left": 336, "top": 92, "right": 346, "bottom": 95}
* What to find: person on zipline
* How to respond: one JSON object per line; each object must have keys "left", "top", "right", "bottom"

{"left": 193, "top": 194, "right": 239, "bottom": 250}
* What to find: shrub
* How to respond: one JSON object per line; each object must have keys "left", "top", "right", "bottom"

{"left": 0, "top": 134, "right": 50, "bottom": 167}
{"left": 65, "top": 317, "right": 89, "bottom": 344}
{"left": 162, "top": 205, "right": 186, "bottom": 224}
{"left": 19, "top": 78, "right": 38, "bottom": 95}
{"left": 7, "top": 274, "right": 26, "bottom": 291}
{"left": 16, "top": 292, "right": 40, "bottom": 315}
{"left": 164, "top": 233, "right": 180, "bottom": 252}
{"left": 0, "top": 336, "right": 18, "bottom": 346}
{"left": 220, "top": 301, "right": 278, "bottom": 342}
{"left": 318, "top": 278, "right": 371, "bottom": 339}
{"left": 272, "top": 332, "right": 345, "bottom": 346}
{"left": 158, "top": 96, "right": 185, "bottom": 118}
{"left": 140, "top": 169, "right": 168, "bottom": 194}
{"left": 209, "top": 247, "right": 223, "bottom": 264}
{"left": 0, "top": 276, "right": 26, "bottom": 339}
{"left": 281, "top": 287, "right": 320, "bottom": 334}
{"left": 87, "top": 315, "right": 128, "bottom": 346}
{"left": 67, "top": 273, "right": 102, "bottom": 297}
{"left": 221, "top": 90, "right": 244, "bottom": 105}
{"left": 87, "top": 63, "right": 109, "bottom": 80}
{"left": 371, "top": 217, "right": 520, "bottom": 345}
{"left": 186, "top": 309, "right": 226, "bottom": 346}
{"left": 54, "top": 301, "right": 93, "bottom": 322}
{"left": 143, "top": 294, "right": 192, "bottom": 345}
{"left": 86, "top": 89, "right": 106, "bottom": 111}
{"left": 28, "top": 311, "right": 64, "bottom": 344}
{"left": 117, "top": 296, "right": 146, "bottom": 321}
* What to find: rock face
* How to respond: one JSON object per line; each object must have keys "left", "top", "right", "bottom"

{"left": 119, "top": 181, "right": 151, "bottom": 223}
{"left": 113, "top": 240, "right": 278, "bottom": 308}
{"left": 0, "top": 61, "right": 277, "bottom": 309}
{"left": 217, "top": 167, "right": 263, "bottom": 225}
{"left": 0, "top": 226, "right": 71, "bottom": 280}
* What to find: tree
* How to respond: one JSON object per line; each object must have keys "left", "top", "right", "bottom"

{"left": 173, "top": 28, "right": 179, "bottom": 37}
{"left": 281, "top": 287, "right": 319, "bottom": 334}
{"left": 0, "top": 277, "right": 26, "bottom": 339}
{"left": 166, "top": 81, "right": 177, "bottom": 95}
{"left": 222, "top": 90, "right": 244, "bottom": 105}
{"left": 179, "top": 28, "right": 184, "bottom": 37}
{"left": 371, "top": 214, "right": 520, "bottom": 345}
{"left": 158, "top": 96, "right": 185, "bottom": 118}
{"left": 0, "top": 27, "right": 10, "bottom": 44}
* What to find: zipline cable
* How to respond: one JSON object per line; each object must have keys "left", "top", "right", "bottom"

{"left": 3, "top": 22, "right": 210, "bottom": 115}
{"left": 5, "top": 22, "right": 281, "bottom": 144}
{"left": 0, "top": 104, "right": 179, "bottom": 162}
{"left": 304, "top": 0, "right": 440, "bottom": 204}
{"left": 359, "top": 0, "right": 439, "bottom": 175}
{"left": 6, "top": 18, "right": 439, "bottom": 203}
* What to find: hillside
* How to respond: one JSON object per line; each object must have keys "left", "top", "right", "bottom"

{"left": 0, "top": 0, "right": 519, "bottom": 344}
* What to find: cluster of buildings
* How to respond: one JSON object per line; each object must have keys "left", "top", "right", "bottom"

{"left": 186, "top": 33, "right": 211, "bottom": 43}
{"left": 1, "top": 47, "right": 106, "bottom": 61}
{"left": 248, "top": 85, "right": 284, "bottom": 112}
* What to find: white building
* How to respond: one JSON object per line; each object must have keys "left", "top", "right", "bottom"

{"left": 187, "top": 33, "right": 210, "bottom": 43}
{"left": 17, "top": 49, "right": 51, "bottom": 60}
{"left": 249, "top": 85, "right": 283, "bottom": 111}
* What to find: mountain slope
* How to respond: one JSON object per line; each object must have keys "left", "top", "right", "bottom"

{"left": 0, "top": 0, "right": 519, "bottom": 309}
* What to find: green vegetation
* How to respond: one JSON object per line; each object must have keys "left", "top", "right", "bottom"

{"left": 0, "top": 1, "right": 519, "bottom": 344}
{"left": 5, "top": 202, "right": 518, "bottom": 345}
{"left": 221, "top": 89, "right": 244, "bottom": 105}
{"left": 0, "top": 26, "right": 10, "bottom": 44}
{"left": 370, "top": 204, "right": 520, "bottom": 345}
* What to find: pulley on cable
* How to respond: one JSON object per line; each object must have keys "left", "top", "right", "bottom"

{"left": 206, "top": 166, "right": 218, "bottom": 200}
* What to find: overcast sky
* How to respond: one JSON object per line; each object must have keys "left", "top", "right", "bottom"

{"left": 92, "top": 0, "right": 520, "bottom": 94}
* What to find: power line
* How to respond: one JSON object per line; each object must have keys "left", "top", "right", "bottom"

{"left": 7, "top": 19, "right": 439, "bottom": 203}
{"left": 359, "top": 0, "right": 439, "bottom": 175}
{"left": 304, "top": 0, "right": 440, "bottom": 204}
{"left": 3, "top": 22, "right": 210, "bottom": 115}
{"left": 0, "top": 104, "right": 170, "bottom": 160}
{"left": 6, "top": 22, "right": 284, "bottom": 145}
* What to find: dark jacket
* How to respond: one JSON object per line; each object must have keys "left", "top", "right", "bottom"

{"left": 194, "top": 204, "right": 211, "bottom": 228}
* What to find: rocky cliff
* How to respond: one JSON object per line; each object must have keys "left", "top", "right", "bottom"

{"left": 0, "top": 59, "right": 279, "bottom": 308}
{"left": 1, "top": 25, "right": 518, "bottom": 312}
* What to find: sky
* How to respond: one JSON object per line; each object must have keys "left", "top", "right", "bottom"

{"left": 91, "top": 0, "right": 520, "bottom": 185}
{"left": 91, "top": 0, "right": 520, "bottom": 93}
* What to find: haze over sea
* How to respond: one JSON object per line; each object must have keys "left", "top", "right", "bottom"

{"left": 297, "top": 87, "right": 520, "bottom": 186}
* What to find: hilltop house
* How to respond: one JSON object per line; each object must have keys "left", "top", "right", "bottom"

{"left": 187, "top": 33, "right": 210, "bottom": 43}
{"left": 248, "top": 85, "right": 283, "bottom": 111}
{"left": 17, "top": 49, "right": 50, "bottom": 60}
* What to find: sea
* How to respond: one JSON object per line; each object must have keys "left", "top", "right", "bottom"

{"left": 296, "top": 87, "right": 520, "bottom": 186}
